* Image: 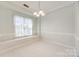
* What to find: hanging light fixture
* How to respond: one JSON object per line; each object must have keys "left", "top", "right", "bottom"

{"left": 33, "top": 1, "right": 45, "bottom": 17}
{"left": 33, "top": 12, "right": 40, "bottom": 17}
{"left": 39, "top": 10, "right": 45, "bottom": 16}
{"left": 33, "top": 10, "right": 45, "bottom": 17}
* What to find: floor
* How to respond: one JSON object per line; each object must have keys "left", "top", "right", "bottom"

{"left": 0, "top": 40, "right": 76, "bottom": 57}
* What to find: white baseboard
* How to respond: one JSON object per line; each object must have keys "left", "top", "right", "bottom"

{"left": 43, "top": 38, "right": 74, "bottom": 49}
{"left": 41, "top": 33, "right": 77, "bottom": 56}
{"left": 41, "top": 32, "right": 75, "bottom": 48}
{"left": 74, "top": 35, "right": 79, "bottom": 57}
{"left": 0, "top": 35, "right": 39, "bottom": 54}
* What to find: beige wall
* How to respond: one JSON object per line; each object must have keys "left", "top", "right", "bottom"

{"left": 0, "top": 5, "right": 37, "bottom": 41}
{"left": 75, "top": 2, "right": 79, "bottom": 56}
{"left": 41, "top": 4, "right": 75, "bottom": 48}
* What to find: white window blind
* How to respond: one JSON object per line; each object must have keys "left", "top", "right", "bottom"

{"left": 14, "top": 15, "right": 32, "bottom": 37}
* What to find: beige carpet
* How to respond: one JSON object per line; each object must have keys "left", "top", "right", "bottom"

{"left": 0, "top": 40, "right": 76, "bottom": 57}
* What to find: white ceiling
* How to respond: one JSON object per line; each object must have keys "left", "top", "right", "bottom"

{"left": 27, "top": 1, "right": 74, "bottom": 12}
{"left": 0, "top": 1, "right": 74, "bottom": 16}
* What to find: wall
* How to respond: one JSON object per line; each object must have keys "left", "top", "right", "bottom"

{"left": 0, "top": 5, "right": 37, "bottom": 41}
{"left": 0, "top": 5, "right": 14, "bottom": 41}
{"left": 41, "top": 4, "right": 75, "bottom": 48}
{"left": 75, "top": 2, "right": 79, "bottom": 56}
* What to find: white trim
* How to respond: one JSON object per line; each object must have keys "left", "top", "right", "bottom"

{"left": 0, "top": 35, "right": 39, "bottom": 54}
{"left": 0, "top": 35, "right": 38, "bottom": 43}
{"left": 42, "top": 33, "right": 77, "bottom": 56}
{"left": 42, "top": 38, "right": 75, "bottom": 49}
{"left": 0, "top": 33, "right": 37, "bottom": 39}
{"left": 41, "top": 32, "right": 75, "bottom": 48}
{"left": 42, "top": 32, "right": 74, "bottom": 36}
{"left": 46, "top": 2, "right": 75, "bottom": 15}
{"left": 42, "top": 38, "right": 77, "bottom": 56}
{"left": 73, "top": 35, "right": 79, "bottom": 57}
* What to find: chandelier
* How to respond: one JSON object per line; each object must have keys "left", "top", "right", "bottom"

{"left": 33, "top": 10, "right": 45, "bottom": 17}
{"left": 33, "top": 1, "right": 45, "bottom": 17}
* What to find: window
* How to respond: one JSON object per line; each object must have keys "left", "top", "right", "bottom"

{"left": 14, "top": 15, "right": 32, "bottom": 37}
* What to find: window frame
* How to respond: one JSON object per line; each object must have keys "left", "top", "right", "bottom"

{"left": 13, "top": 15, "right": 33, "bottom": 38}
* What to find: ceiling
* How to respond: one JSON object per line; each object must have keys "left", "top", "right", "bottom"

{"left": 0, "top": 1, "right": 74, "bottom": 16}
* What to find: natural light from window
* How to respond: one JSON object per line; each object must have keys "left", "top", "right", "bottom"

{"left": 14, "top": 15, "right": 32, "bottom": 37}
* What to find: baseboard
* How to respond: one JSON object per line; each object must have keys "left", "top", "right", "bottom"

{"left": 41, "top": 32, "right": 77, "bottom": 56}
{"left": 74, "top": 35, "right": 79, "bottom": 57}
{"left": 0, "top": 35, "right": 39, "bottom": 54}
{"left": 41, "top": 32, "right": 75, "bottom": 48}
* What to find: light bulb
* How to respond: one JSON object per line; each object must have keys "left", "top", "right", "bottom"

{"left": 33, "top": 10, "right": 45, "bottom": 17}
{"left": 39, "top": 10, "right": 43, "bottom": 15}
{"left": 36, "top": 14, "right": 40, "bottom": 17}
{"left": 41, "top": 12, "right": 45, "bottom": 16}
{"left": 33, "top": 12, "right": 37, "bottom": 15}
{"left": 39, "top": 10, "right": 45, "bottom": 16}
